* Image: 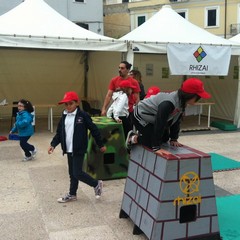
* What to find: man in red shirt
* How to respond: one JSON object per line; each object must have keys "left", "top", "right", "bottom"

{"left": 101, "top": 61, "right": 140, "bottom": 117}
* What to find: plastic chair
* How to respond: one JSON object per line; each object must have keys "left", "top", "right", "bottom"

{"left": 81, "top": 100, "right": 101, "bottom": 116}
{"left": 10, "top": 101, "right": 18, "bottom": 129}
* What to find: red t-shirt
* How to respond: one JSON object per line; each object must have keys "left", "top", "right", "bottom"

{"left": 108, "top": 76, "right": 140, "bottom": 112}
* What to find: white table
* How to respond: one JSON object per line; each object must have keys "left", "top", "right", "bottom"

{"left": 0, "top": 104, "right": 56, "bottom": 133}
{"left": 185, "top": 102, "right": 215, "bottom": 129}
{"left": 34, "top": 104, "right": 56, "bottom": 133}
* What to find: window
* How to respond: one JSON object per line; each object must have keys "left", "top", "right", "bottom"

{"left": 178, "top": 12, "right": 186, "bottom": 18}
{"left": 208, "top": 9, "right": 216, "bottom": 26}
{"left": 137, "top": 16, "right": 145, "bottom": 26}
{"left": 76, "top": 22, "right": 89, "bottom": 30}
{"left": 176, "top": 9, "right": 188, "bottom": 20}
{"left": 205, "top": 6, "right": 219, "bottom": 28}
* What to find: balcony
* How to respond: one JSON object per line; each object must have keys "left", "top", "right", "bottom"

{"left": 230, "top": 24, "right": 240, "bottom": 36}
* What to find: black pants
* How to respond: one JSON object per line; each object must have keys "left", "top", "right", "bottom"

{"left": 119, "top": 116, "right": 132, "bottom": 139}
{"left": 132, "top": 116, "right": 170, "bottom": 149}
{"left": 19, "top": 136, "right": 34, "bottom": 157}
{"left": 110, "top": 113, "right": 132, "bottom": 140}
{"left": 67, "top": 153, "right": 98, "bottom": 196}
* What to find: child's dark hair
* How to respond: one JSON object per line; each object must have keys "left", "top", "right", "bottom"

{"left": 19, "top": 99, "right": 34, "bottom": 113}
{"left": 121, "top": 61, "right": 132, "bottom": 70}
{"left": 178, "top": 89, "right": 201, "bottom": 111}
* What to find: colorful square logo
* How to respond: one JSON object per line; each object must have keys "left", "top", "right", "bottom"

{"left": 193, "top": 46, "right": 207, "bottom": 63}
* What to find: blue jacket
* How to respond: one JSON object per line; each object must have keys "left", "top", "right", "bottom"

{"left": 11, "top": 110, "right": 34, "bottom": 137}
{"left": 50, "top": 107, "right": 104, "bottom": 155}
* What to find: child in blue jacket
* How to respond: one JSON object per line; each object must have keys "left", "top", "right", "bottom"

{"left": 10, "top": 99, "right": 37, "bottom": 161}
{"left": 48, "top": 91, "right": 106, "bottom": 203}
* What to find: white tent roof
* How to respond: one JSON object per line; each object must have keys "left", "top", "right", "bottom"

{"left": 120, "top": 5, "right": 240, "bottom": 55}
{"left": 0, "top": 0, "right": 126, "bottom": 51}
{"left": 229, "top": 34, "right": 240, "bottom": 43}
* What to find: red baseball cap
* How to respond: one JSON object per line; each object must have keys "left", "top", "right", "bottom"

{"left": 145, "top": 86, "right": 161, "bottom": 98}
{"left": 58, "top": 91, "right": 79, "bottom": 104}
{"left": 181, "top": 78, "right": 211, "bottom": 99}
{"left": 119, "top": 80, "right": 137, "bottom": 89}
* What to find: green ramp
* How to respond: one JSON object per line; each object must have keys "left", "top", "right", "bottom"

{"left": 216, "top": 195, "right": 240, "bottom": 240}
{"left": 210, "top": 121, "right": 237, "bottom": 131}
{"left": 210, "top": 153, "right": 240, "bottom": 172}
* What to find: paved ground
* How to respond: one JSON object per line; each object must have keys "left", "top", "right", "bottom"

{"left": 0, "top": 116, "right": 239, "bottom": 240}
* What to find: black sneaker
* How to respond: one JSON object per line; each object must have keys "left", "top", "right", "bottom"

{"left": 57, "top": 193, "right": 77, "bottom": 203}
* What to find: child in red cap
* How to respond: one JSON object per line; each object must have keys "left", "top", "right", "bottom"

{"left": 48, "top": 91, "right": 106, "bottom": 203}
{"left": 144, "top": 86, "right": 161, "bottom": 99}
{"left": 126, "top": 78, "right": 211, "bottom": 156}
{"left": 107, "top": 80, "right": 136, "bottom": 139}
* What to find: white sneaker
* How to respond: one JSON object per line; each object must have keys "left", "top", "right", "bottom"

{"left": 94, "top": 180, "right": 103, "bottom": 199}
{"left": 125, "top": 130, "right": 137, "bottom": 150}
{"left": 31, "top": 148, "right": 37, "bottom": 158}
{"left": 23, "top": 156, "right": 33, "bottom": 161}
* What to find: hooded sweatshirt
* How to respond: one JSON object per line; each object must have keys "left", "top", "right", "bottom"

{"left": 107, "top": 91, "right": 129, "bottom": 121}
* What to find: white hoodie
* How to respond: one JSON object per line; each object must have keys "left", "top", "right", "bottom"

{"left": 107, "top": 91, "right": 129, "bottom": 121}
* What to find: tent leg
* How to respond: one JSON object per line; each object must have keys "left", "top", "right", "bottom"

{"left": 84, "top": 51, "right": 89, "bottom": 98}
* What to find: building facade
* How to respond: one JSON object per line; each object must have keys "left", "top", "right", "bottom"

{"left": 104, "top": 0, "right": 240, "bottom": 39}
{"left": 0, "top": 0, "right": 104, "bottom": 35}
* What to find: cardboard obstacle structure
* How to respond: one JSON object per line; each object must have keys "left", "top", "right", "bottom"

{"left": 120, "top": 144, "right": 221, "bottom": 240}
{"left": 84, "top": 117, "right": 129, "bottom": 180}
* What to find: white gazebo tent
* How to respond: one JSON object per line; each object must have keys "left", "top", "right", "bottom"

{"left": 0, "top": 0, "right": 126, "bottom": 117}
{"left": 120, "top": 5, "right": 240, "bottom": 123}
{"left": 229, "top": 34, "right": 240, "bottom": 127}
{"left": 0, "top": 0, "right": 125, "bottom": 51}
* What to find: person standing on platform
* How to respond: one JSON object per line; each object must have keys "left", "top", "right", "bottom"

{"left": 101, "top": 61, "right": 140, "bottom": 126}
{"left": 10, "top": 99, "right": 37, "bottom": 161}
{"left": 48, "top": 91, "right": 106, "bottom": 203}
{"left": 106, "top": 80, "right": 136, "bottom": 139}
{"left": 126, "top": 78, "right": 211, "bottom": 156}
{"left": 129, "top": 69, "right": 146, "bottom": 100}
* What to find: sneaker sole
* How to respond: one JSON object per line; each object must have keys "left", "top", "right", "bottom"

{"left": 125, "top": 130, "right": 134, "bottom": 149}
{"left": 22, "top": 157, "right": 33, "bottom": 162}
{"left": 57, "top": 198, "right": 77, "bottom": 203}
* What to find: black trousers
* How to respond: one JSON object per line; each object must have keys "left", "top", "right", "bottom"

{"left": 67, "top": 153, "right": 98, "bottom": 196}
{"left": 119, "top": 116, "right": 132, "bottom": 139}
{"left": 19, "top": 136, "right": 34, "bottom": 157}
{"left": 132, "top": 116, "right": 170, "bottom": 149}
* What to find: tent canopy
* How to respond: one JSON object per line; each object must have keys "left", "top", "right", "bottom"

{"left": 120, "top": 5, "right": 240, "bottom": 55}
{"left": 229, "top": 34, "right": 240, "bottom": 43}
{"left": 0, "top": 0, "right": 125, "bottom": 118}
{"left": 119, "top": 5, "right": 240, "bottom": 125}
{"left": 229, "top": 34, "right": 240, "bottom": 128}
{"left": 0, "top": 0, "right": 126, "bottom": 51}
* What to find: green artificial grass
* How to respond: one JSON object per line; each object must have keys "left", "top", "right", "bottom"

{"left": 210, "top": 153, "right": 240, "bottom": 172}
{"left": 210, "top": 121, "right": 237, "bottom": 131}
{"left": 216, "top": 195, "right": 240, "bottom": 240}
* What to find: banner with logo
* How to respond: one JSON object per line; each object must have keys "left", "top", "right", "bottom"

{"left": 167, "top": 44, "right": 231, "bottom": 76}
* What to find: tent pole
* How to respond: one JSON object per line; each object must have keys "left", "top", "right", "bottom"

{"left": 84, "top": 51, "right": 89, "bottom": 98}
{"left": 234, "top": 56, "right": 240, "bottom": 127}
{"left": 224, "top": 0, "right": 227, "bottom": 38}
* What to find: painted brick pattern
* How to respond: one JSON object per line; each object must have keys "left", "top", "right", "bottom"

{"left": 120, "top": 144, "right": 220, "bottom": 240}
